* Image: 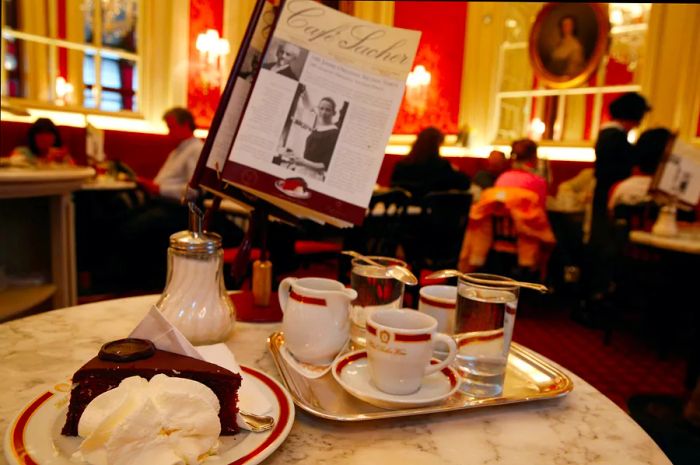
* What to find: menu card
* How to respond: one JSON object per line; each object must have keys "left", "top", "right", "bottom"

{"left": 191, "top": 0, "right": 421, "bottom": 227}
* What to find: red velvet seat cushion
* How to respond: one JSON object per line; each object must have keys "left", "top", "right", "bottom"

{"left": 223, "top": 247, "right": 261, "bottom": 264}
{"left": 294, "top": 240, "right": 342, "bottom": 255}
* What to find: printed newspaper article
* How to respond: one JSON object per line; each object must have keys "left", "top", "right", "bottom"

{"left": 222, "top": 0, "right": 420, "bottom": 226}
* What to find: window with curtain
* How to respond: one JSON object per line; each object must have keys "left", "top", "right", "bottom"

{"left": 1, "top": 0, "right": 140, "bottom": 113}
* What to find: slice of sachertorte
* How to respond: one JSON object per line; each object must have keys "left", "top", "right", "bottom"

{"left": 61, "top": 338, "right": 241, "bottom": 436}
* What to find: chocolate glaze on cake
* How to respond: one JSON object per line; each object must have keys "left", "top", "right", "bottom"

{"left": 62, "top": 340, "right": 241, "bottom": 436}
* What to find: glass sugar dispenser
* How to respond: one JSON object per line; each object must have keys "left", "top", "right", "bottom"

{"left": 157, "top": 205, "right": 236, "bottom": 345}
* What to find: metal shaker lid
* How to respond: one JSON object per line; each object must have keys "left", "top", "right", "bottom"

{"left": 169, "top": 229, "right": 221, "bottom": 254}
{"left": 169, "top": 202, "right": 221, "bottom": 254}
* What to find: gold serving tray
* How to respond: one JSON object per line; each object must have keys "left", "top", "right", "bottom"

{"left": 267, "top": 332, "right": 573, "bottom": 421}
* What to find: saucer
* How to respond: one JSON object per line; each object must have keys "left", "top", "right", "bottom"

{"left": 331, "top": 350, "right": 460, "bottom": 409}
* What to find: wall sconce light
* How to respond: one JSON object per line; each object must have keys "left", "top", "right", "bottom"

{"left": 405, "top": 64, "right": 431, "bottom": 115}
{"left": 529, "top": 118, "right": 546, "bottom": 141}
{"left": 195, "top": 28, "right": 230, "bottom": 93}
{"left": 55, "top": 76, "right": 74, "bottom": 106}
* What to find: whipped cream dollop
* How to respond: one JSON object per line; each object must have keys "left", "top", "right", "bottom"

{"left": 75, "top": 374, "right": 221, "bottom": 465}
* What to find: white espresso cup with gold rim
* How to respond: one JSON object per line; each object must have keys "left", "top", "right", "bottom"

{"left": 366, "top": 309, "right": 457, "bottom": 395}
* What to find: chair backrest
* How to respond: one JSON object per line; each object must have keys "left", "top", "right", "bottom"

{"left": 411, "top": 189, "right": 473, "bottom": 269}
{"left": 613, "top": 201, "right": 659, "bottom": 233}
{"left": 350, "top": 188, "right": 412, "bottom": 257}
{"left": 612, "top": 201, "right": 661, "bottom": 261}
{"left": 491, "top": 202, "right": 517, "bottom": 253}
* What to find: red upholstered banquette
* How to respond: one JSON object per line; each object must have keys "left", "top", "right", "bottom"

{"left": 1, "top": 120, "right": 591, "bottom": 190}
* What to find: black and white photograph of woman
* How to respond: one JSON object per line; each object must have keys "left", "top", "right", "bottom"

{"left": 273, "top": 84, "right": 348, "bottom": 182}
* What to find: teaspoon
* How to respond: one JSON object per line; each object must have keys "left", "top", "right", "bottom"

{"left": 238, "top": 410, "right": 275, "bottom": 432}
{"left": 341, "top": 250, "right": 418, "bottom": 286}
{"left": 425, "top": 269, "right": 550, "bottom": 294}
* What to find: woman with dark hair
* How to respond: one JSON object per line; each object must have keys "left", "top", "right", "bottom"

{"left": 390, "top": 127, "right": 470, "bottom": 200}
{"left": 10, "top": 117, "right": 74, "bottom": 165}
{"left": 494, "top": 138, "right": 548, "bottom": 207}
{"left": 287, "top": 96, "right": 340, "bottom": 181}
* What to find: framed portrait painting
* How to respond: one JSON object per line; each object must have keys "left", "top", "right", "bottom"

{"left": 529, "top": 3, "right": 610, "bottom": 89}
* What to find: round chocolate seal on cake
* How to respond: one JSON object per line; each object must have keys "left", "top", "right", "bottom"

{"left": 98, "top": 338, "right": 156, "bottom": 362}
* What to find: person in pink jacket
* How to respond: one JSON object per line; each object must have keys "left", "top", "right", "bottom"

{"left": 495, "top": 139, "right": 548, "bottom": 209}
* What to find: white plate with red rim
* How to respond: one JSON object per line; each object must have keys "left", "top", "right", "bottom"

{"left": 4, "top": 366, "right": 294, "bottom": 465}
{"left": 331, "top": 350, "right": 460, "bottom": 409}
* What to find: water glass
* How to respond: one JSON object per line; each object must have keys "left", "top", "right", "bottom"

{"left": 349, "top": 256, "right": 406, "bottom": 347}
{"left": 454, "top": 273, "right": 519, "bottom": 397}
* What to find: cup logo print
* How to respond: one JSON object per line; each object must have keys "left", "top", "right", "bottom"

{"left": 380, "top": 330, "right": 390, "bottom": 344}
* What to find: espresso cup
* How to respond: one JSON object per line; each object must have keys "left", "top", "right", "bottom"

{"left": 366, "top": 309, "right": 457, "bottom": 395}
{"left": 279, "top": 277, "right": 357, "bottom": 365}
{"left": 418, "top": 285, "right": 457, "bottom": 334}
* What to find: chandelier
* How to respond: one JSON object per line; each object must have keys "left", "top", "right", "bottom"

{"left": 405, "top": 65, "right": 431, "bottom": 115}
{"left": 607, "top": 3, "right": 651, "bottom": 72}
{"left": 195, "top": 29, "right": 231, "bottom": 93}
{"left": 82, "top": 0, "right": 139, "bottom": 47}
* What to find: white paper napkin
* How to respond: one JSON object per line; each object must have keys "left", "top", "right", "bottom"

{"left": 128, "top": 306, "right": 272, "bottom": 429}
{"left": 195, "top": 343, "right": 272, "bottom": 415}
{"left": 129, "top": 306, "right": 201, "bottom": 359}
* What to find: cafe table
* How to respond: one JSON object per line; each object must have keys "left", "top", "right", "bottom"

{"left": 0, "top": 295, "right": 671, "bottom": 465}
{"left": 629, "top": 222, "right": 700, "bottom": 255}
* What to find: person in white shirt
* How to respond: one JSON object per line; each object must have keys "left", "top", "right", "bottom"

{"left": 108, "top": 108, "right": 205, "bottom": 292}
{"left": 607, "top": 127, "right": 672, "bottom": 211}
{"left": 137, "top": 107, "right": 203, "bottom": 201}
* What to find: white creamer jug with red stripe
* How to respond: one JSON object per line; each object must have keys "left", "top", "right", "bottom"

{"left": 279, "top": 277, "right": 357, "bottom": 365}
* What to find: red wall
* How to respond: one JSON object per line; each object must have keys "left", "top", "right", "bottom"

{"left": 187, "top": 0, "right": 225, "bottom": 128}
{"left": 392, "top": 1, "right": 467, "bottom": 134}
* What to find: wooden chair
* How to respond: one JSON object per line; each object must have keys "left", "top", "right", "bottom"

{"left": 344, "top": 188, "right": 412, "bottom": 257}
{"left": 340, "top": 188, "right": 412, "bottom": 282}
{"left": 603, "top": 201, "right": 662, "bottom": 345}
{"left": 480, "top": 202, "right": 522, "bottom": 279}
{"left": 404, "top": 190, "right": 472, "bottom": 285}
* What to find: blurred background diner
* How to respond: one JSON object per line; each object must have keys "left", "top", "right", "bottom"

{"left": 4, "top": 117, "right": 75, "bottom": 166}
{"left": 390, "top": 126, "right": 471, "bottom": 201}
{"left": 2, "top": 2, "right": 699, "bottom": 463}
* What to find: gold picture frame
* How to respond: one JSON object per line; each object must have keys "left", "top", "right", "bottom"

{"left": 528, "top": 3, "right": 610, "bottom": 89}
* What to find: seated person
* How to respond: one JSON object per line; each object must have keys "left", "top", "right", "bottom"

{"left": 390, "top": 127, "right": 470, "bottom": 200}
{"left": 554, "top": 167, "right": 596, "bottom": 242}
{"left": 471, "top": 150, "right": 509, "bottom": 199}
{"left": 607, "top": 127, "right": 672, "bottom": 211}
{"left": 8, "top": 117, "right": 75, "bottom": 165}
{"left": 136, "top": 107, "right": 203, "bottom": 201}
{"left": 494, "top": 139, "right": 547, "bottom": 208}
{"left": 103, "top": 107, "right": 205, "bottom": 292}
{"left": 458, "top": 185, "right": 555, "bottom": 276}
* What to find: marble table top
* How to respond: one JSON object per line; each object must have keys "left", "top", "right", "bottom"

{"left": 0, "top": 295, "right": 671, "bottom": 465}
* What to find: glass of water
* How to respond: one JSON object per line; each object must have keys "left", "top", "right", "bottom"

{"left": 454, "top": 273, "right": 519, "bottom": 398}
{"left": 350, "top": 256, "right": 406, "bottom": 347}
